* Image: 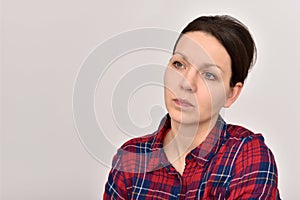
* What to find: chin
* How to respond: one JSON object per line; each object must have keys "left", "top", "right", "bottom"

{"left": 167, "top": 107, "right": 217, "bottom": 127}
{"left": 167, "top": 107, "right": 200, "bottom": 125}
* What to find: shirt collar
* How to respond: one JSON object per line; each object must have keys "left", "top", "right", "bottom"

{"left": 148, "top": 113, "right": 228, "bottom": 170}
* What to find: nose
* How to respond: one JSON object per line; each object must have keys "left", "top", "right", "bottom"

{"left": 179, "top": 66, "right": 198, "bottom": 93}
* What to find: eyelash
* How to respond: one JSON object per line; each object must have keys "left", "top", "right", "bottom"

{"left": 201, "top": 72, "right": 217, "bottom": 80}
{"left": 172, "top": 60, "right": 185, "bottom": 69}
{"left": 171, "top": 60, "right": 217, "bottom": 81}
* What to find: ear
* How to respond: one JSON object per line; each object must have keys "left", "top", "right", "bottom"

{"left": 223, "top": 82, "right": 243, "bottom": 108}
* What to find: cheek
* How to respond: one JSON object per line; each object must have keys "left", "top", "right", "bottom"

{"left": 164, "top": 87, "right": 173, "bottom": 102}
{"left": 206, "top": 83, "right": 227, "bottom": 109}
{"left": 195, "top": 84, "right": 210, "bottom": 105}
{"left": 164, "top": 67, "right": 181, "bottom": 95}
{"left": 193, "top": 80, "right": 227, "bottom": 109}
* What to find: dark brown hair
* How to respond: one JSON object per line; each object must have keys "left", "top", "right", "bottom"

{"left": 173, "top": 15, "right": 257, "bottom": 87}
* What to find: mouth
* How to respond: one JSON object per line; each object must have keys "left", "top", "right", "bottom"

{"left": 173, "top": 98, "right": 194, "bottom": 108}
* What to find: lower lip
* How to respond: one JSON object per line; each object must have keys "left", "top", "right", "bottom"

{"left": 173, "top": 99, "right": 193, "bottom": 108}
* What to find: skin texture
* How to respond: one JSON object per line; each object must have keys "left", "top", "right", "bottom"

{"left": 163, "top": 31, "right": 243, "bottom": 175}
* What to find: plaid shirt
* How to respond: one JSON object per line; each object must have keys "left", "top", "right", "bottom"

{"left": 104, "top": 113, "right": 280, "bottom": 199}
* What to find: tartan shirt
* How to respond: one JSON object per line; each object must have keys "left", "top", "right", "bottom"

{"left": 103, "top": 113, "right": 280, "bottom": 199}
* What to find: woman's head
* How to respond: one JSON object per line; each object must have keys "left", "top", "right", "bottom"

{"left": 174, "top": 15, "right": 257, "bottom": 87}
{"left": 164, "top": 15, "right": 256, "bottom": 126}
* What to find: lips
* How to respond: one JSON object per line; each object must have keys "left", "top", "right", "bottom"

{"left": 173, "top": 98, "right": 194, "bottom": 107}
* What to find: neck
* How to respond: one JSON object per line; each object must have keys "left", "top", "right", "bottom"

{"left": 164, "top": 115, "right": 219, "bottom": 162}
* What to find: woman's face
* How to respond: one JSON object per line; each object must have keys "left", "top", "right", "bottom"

{"left": 164, "top": 31, "right": 238, "bottom": 125}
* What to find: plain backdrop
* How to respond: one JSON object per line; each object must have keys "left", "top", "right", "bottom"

{"left": 2, "top": 0, "right": 300, "bottom": 199}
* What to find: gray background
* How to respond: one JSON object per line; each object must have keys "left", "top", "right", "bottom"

{"left": 2, "top": 0, "right": 299, "bottom": 199}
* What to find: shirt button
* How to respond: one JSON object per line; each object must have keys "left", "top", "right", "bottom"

{"left": 186, "top": 154, "right": 193, "bottom": 160}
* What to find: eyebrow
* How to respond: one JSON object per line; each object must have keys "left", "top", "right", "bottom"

{"left": 173, "top": 52, "right": 224, "bottom": 72}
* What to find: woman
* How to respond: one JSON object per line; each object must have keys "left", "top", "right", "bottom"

{"left": 104, "top": 15, "right": 280, "bottom": 199}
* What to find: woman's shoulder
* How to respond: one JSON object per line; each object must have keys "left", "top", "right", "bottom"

{"left": 223, "top": 124, "right": 276, "bottom": 164}
{"left": 119, "top": 131, "right": 159, "bottom": 152}
{"left": 227, "top": 123, "right": 259, "bottom": 138}
{"left": 118, "top": 114, "right": 170, "bottom": 152}
{"left": 111, "top": 130, "right": 164, "bottom": 173}
{"left": 223, "top": 124, "right": 273, "bottom": 157}
{"left": 225, "top": 124, "right": 267, "bottom": 145}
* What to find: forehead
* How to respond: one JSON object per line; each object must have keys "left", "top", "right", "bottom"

{"left": 174, "top": 31, "right": 232, "bottom": 74}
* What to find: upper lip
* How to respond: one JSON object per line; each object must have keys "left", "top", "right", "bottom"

{"left": 173, "top": 98, "right": 194, "bottom": 107}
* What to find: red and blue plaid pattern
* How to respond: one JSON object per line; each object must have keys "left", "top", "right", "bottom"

{"left": 104, "top": 114, "right": 280, "bottom": 199}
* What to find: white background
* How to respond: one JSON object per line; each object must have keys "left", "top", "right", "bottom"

{"left": 2, "top": 0, "right": 299, "bottom": 199}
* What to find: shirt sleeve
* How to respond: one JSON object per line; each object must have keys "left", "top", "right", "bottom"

{"left": 103, "top": 150, "right": 129, "bottom": 200}
{"left": 229, "top": 135, "right": 280, "bottom": 199}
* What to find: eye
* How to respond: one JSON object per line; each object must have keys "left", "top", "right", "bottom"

{"left": 172, "top": 61, "right": 185, "bottom": 69}
{"left": 202, "top": 72, "right": 216, "bottom": 80}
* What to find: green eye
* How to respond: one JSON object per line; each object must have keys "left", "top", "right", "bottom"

{"left": 203, "top": 72, "right": 216, "bottom": 80}
{"left": 172, "top": 61, "right": 184, "bottom": 69}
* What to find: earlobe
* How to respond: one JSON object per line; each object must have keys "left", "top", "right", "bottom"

{"left": 224, "top": 82, "right": 243, "bottom": 108}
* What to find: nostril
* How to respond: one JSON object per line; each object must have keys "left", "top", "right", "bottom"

{"left": 180, "top": 81, "right": 196, "bottom": 93}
